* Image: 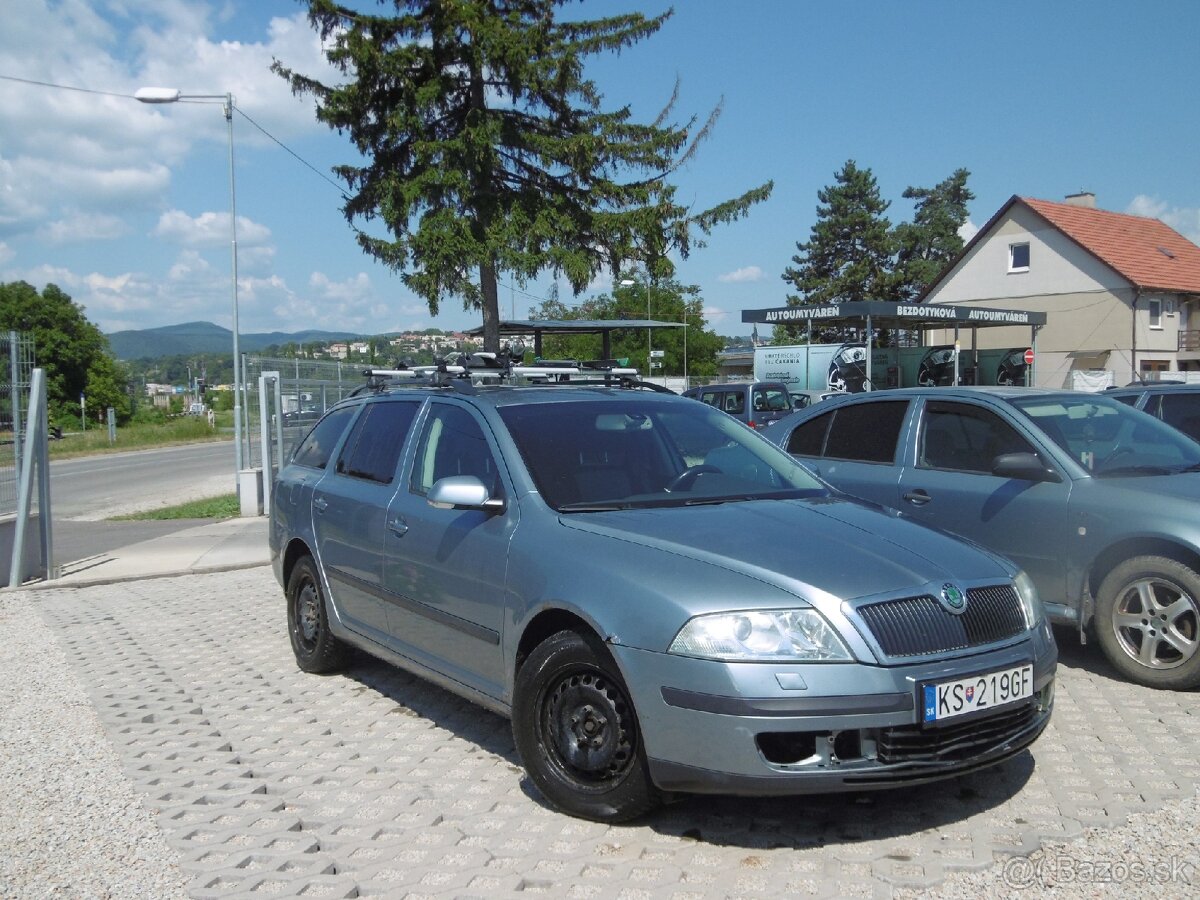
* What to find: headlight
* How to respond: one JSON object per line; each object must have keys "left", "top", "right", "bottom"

{"left": 1014, "top": 570, "right": 1043, "bottom": 627}
{"left": 668, "top": 609, "right": 851, "bottom": 662}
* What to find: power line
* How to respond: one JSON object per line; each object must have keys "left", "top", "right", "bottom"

{"left": 0, "top": 73, "right": 135, "bottom": 98}
{"left": 1, "top": 73, "right": 349, "bottom": 200}
{"left": 233, "top": 106, "right": 349, "bottom": 199}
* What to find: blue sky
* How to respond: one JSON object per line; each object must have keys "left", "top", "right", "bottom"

{"left": 2, "top": 0, "right": 1198, "bottom": 339}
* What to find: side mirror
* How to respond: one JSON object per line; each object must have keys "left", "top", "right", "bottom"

{"left": 427, "top": 475, "right": 505, "bottom": 511}
{"left": 991, "top": 452, "right": 1062, "bottom": 483}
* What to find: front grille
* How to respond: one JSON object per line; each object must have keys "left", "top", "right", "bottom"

{"left": 877, "top": 703, "right": 1037, "bottom": 765}
{"left": 857, "top": 585, "right": 1026, "bottom": 658}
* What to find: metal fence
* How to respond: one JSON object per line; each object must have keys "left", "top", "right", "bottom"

{"left": 242, "top": 356, "right": 367, "bottom": 469}
{"left": 0, "top": 332, "right": 36, "bottom": 517}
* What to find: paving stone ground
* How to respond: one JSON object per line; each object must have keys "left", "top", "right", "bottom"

{"left": 23, "top": 568, "right": 1200, "bottom": 898}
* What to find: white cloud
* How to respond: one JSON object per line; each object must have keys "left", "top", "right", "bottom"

{"left": 152, "top": 209, "right": 271, "bottom": 246}
{"left": 958, "top": 219, "right": 979, "bottom": 242}
{"left": 703, "top": 305, "right": 730, "bottom": 326}
{"left": 37, "top": 211, "right": 127, "bottom": 243}
{"left": 717, "top": 265, "right": 764, "bottom": 284}
{"left": 1126, "top": 196, "right": 1200, "bottom": 244}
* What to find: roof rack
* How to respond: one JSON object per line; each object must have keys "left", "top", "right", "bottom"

{"left": 361, "top": 350, "right": 644, "bottom": 391}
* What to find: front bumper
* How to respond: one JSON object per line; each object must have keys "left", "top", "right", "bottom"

{"left": 612, "top": 619, "right": 1057, "bottom": 797}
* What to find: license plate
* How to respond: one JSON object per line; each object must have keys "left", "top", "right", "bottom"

{"left": 922, "top": 664, "right": 1033, "bottom": 724}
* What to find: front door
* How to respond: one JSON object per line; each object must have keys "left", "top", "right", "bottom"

{"left": 382, "top": 401, "right": 517, "bottom": 699}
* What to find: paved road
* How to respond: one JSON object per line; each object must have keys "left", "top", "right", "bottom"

{"left": 50, "top": 441, "right": 235, "bottom": 520}
{"left": 19, "top": 569, "right": 1200, "bottom": 898}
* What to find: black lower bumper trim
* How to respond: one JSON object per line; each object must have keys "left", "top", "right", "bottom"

{"left": 647, "top": 706, "right": 1050, "bottom": 796}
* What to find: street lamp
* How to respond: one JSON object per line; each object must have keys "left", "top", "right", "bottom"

{"left": 619, "top": 276, "right": 652, "bottom": 373}
{"left": 135, "top": 87, "right": 244, "bottom": 493}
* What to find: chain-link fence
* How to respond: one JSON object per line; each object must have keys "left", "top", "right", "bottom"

{"left": 242, "top": 356, "right": 368, "bottom": 469}
{"left": 0, "top": 332, "right": 36, "bottom": 517}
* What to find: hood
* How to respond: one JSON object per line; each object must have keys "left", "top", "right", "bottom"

{"left": 558, "top": 495, "right": 1011, "bottom": 603}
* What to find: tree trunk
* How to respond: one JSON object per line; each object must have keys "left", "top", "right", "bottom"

{"left": 480, "top": 259, "right": 500, "bottom": 352}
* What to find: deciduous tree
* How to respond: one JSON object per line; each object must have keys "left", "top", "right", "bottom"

{"left": 0, "top": 281, "right": 128, "bottom": 423}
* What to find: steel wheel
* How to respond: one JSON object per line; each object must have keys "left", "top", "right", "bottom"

{"left": 1095, "top": 556, "right": 1200, "bottom": 689}
{"left": 512, "top": 630, "right": 660, "bottom": 822}
{"left": 286, "top": 555, "right": 346, "bottom": 674}
{"left": 541, "top": 667, "right": 636, "bottom": 788}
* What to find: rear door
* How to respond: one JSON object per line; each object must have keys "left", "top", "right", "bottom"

{"left": 312, "top": 400, "right": 422, "bottom": 638}
{"left": 896, "top": 398, "right": 1071, "bottom": 604}
{"left": 781, "top": 399, "right": 910, "bottom": 507}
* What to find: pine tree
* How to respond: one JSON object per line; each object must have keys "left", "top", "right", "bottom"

{"left": 892, "top": 168, "right": 974, "bottom": 302}
{"left": 275, "top": 1, "right": 772, "bottom": 351}
{"left": 782, "top": 160, "right": 893, "bottom": 308}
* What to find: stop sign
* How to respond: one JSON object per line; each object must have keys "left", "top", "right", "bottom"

{"left": 1023, "top": 348, "right": 1035, "bottom": 365}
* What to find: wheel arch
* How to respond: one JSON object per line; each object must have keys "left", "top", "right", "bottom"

{"left": 282, "top": 537, "right": 315, "bottom": 590}
{"left": 1087, "top": 537, "right": 1200, "bottom": 603}
{"left": 514, "top": 607, "right": 605, "bottom": 681}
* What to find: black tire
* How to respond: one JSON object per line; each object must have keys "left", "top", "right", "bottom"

{"left": 512, "top": 630, "right": 661, "bottom": 822}
{"left": 1094, "top": 556, "right": 1200, "bottom": 689}
{"left": 286, "top": 555, "right": 347, "bottom": 674}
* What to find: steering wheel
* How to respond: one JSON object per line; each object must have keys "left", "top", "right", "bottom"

{"left": 664, "top": 464, "right": 720, "bottom": 493}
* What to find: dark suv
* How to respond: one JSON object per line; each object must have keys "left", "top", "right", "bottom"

{"left": 1105, "top": 382, "right": 1200, "bottom": 443}
{"left": 682, "top": 381, "right": 793, "bottom": 429}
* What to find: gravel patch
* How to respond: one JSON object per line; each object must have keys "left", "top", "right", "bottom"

{"left": 0, "top": 592, "right": 188, "bottom": 899}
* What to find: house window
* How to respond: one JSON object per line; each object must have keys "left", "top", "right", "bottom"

{"left": 1148, "top": 298, "right": 1163, "bottom": 330}
{"left": 1008, "top": 243, "right": 1030, "bottom": 273}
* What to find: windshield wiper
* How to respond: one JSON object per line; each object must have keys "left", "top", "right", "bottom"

{"left": 557, "top": 502, "right": 630, "bottom": 512}
{"left": 1095, "top": 465, "right": 1175, "bottom": 478}
{"left": 1173, "top": 462, "right": 1200, "bottom": 474}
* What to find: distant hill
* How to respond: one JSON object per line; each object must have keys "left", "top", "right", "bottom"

{"left": 107, "top": 321, "right": 366, "bottom": 360}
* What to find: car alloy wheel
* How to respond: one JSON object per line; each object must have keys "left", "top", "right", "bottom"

{"left": 1095, "top": 556, "right": 1200, "bottom": 689}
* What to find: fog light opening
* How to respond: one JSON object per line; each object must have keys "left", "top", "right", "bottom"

{"left": 757, "top": 731, "right": 819, "bottom": 765}
{"left": 832, "top": 729, "right": 863, "bottom": 762}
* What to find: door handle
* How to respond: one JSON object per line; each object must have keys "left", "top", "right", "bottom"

{"left": 388, "top": 517, "right": 409, "bottom": 537}
{"left": 902, "top": 489, "right": 931, "bottom": 506}
{"left": 313, "top": 496, "right": 328, "bottom": 513}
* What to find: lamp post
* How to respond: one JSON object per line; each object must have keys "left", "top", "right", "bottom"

{"left": 620, "top": 276, "right": 652, "bottom": 373}
{"left": 135, "top": 87, "right": 244, "bottom": 491}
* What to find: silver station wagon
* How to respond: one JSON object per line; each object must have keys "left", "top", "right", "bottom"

{"left": 269, "top": 377, "right": 1056, "bottom": 822}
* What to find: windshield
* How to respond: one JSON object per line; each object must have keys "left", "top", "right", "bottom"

{"left": 1009, "top": 394, "right": 1200, "bottom": 477}
{"left": 499, "top": 399, "right": 827, "bottom": 510}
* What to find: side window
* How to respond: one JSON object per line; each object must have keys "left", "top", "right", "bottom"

{"left": 753, "top": 387, "right": 790, "bottom": 412}
{"left": 291, "top": 405, "right": 357, "bottom": 470}
{"left": 786, "top": 412, "right": 833, "bottom": 457}
{"left": 1110, "top": 394, "right": 1140, "bottom": 408}
{"left": 335, "top": 401, "right": 421, "bottom": 484}
{"left": 825, "top": 401, "right": 908, "bottom": 464}
{"left": 698, "top": 391, "right": 719, "bottom": 407}
{"left": 920, "top": 401, "right": 1034, "bottom": 473}
{"left": 1159, "top": 394, "right": 1200, "bottom": 440}
{"left": 410, "top": 405, "right": 501, "bottom": 497}
{"left": 723, "top": 392, "right": 745, "bottom": 414}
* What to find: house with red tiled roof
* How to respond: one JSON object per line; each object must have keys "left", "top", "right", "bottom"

{"left": 920, "top": 193, "right": 1200, "bottom": 388}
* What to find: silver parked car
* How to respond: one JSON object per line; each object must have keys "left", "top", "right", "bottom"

{"left": 767, "top": 386, "right": 1200, "bottom": 690}
{"left": 270, "top": 379, "right": 1055, "bottom": 821}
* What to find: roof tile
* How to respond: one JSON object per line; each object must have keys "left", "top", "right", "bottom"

{"left": 1022, "top": 197, "right": 1200, "bottom": 294}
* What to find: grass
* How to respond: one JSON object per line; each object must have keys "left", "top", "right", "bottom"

{"left": 111, "top": 493, "right": 240, "bottom": 521}
{"left": 48, "top": 416, "right": 231, "bottom": 459}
